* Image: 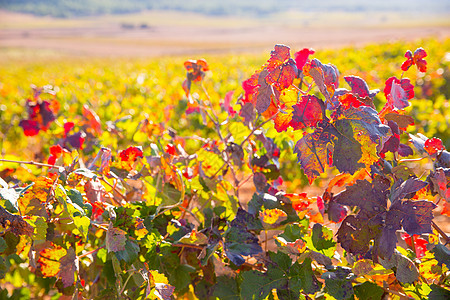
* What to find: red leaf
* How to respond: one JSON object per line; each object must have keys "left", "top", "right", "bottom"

{"left": 424, "top": 137, "right": 444, "bottom": 156}
{"left": 401, "top": 50, "right": 414, "bottom": 72}
{"left": 19, "top": 119, "right": 40, "bottom": 136}
{"left": 119, "top": 146, "right": 144, "bottom": 162}
{"left": 384, "top": 77, "right": 414, "bottom": 109}
{"left": 294, "top": 48, "right": 315, "bottom": 71}
{"left": 82, "top": 105, "right": 102, "bottom": 135}
{"left": 344, "top": 76, "right": 379, "bottom": 98}
{"left": 48, "top": 145, "right": 64, "bottom": 165}
{"left": 242, "top": 72, "right": 260, "bottom": 104}
{"left": 220, "top": 91, "right": 237, "bottom": 117}
{"left": 165, "top": 144, "right": 176, "bottom": 156}
{"left": 267, "top": 44, "right": 291, "bottom": 72}
{"left": 264, "top": 45, "right": 298, "bottom": 91}
{"left": 338, "top": 93, "right": 370, "bottom": 109}
{"left": 289, "top": 95, "right": 324, "bottom": 130}
{"left": 116, "top": 146, "right": 144, "bottom": 171}
{"left": 401, "top": 48, "right": 427, "bottom": 72}
{"left": 63, "top": 122, "right": 75, "bottom": 136}
{"left": 183, "top": 59, "right": 209, "bottom": 95}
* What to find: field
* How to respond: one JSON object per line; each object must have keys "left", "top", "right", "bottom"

{"left": 1, "top": 9, "right": 450, "bottom": 57}
{"left": 0, "top": 8, "right": 450, "bottom": 300}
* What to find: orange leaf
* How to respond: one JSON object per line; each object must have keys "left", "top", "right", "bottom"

{"left": 260, "top": 208, "right": 287, "bottom": 225}
{"left": 38, "top": 244, "right": 67, "bottom": 277}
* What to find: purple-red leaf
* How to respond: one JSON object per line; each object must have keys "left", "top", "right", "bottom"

{"left": 401, "top": 48, "right": 427, "bottom": 72}
{"left": 384, "top": 77, "right": 414, "bottom": 109}
{"left": 294, "top": 127, "right": 335, "bottom": 184}
{"left": 344, "top": 76, "right": 379, "bottom": 98}
{"left": 289, "top": 95, "right": 324, "bottom": 130}
{"left": 400, "top": 200, "right": 436, "bottom": 235}
{"left": 221, "top": 91, "right": 237, "bottom": 117}
{"left": 304, "top": 58, "right": 339, "bottom": 101}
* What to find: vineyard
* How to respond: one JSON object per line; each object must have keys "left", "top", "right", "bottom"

{"left": 0, "top": 37, "right": 449, "bottom": 299}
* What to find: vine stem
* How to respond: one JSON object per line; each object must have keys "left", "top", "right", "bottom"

{"left": 78, "top": 245, "right": 105, "bottom": 259}
{"left": 210, "top": 111, "right": 279, "bottom": 180}
{"left": 431, "top": 221, "right": 450, "bottom": 245}
{"left": 0, "top": 158, "right": 57, "bottom": 169}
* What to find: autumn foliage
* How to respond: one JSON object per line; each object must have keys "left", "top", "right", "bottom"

{"left": 0, "top": 43, "right": 449, "bottom": 300}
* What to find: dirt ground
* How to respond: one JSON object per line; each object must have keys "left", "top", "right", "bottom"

{"left": 1, "top": 10, "right": 450, "bottom": 58}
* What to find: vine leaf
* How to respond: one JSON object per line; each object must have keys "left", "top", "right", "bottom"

{"left": 113, "top": 146, "right": 144, "bottom": 172}
{"left": 384, "top": 77, "right": 414, "bottom": 109}
{"left": 294, "top": 127, "right": 334, "bottom": 183}
{"left": 430, "top": 244, "right": 450, "bottom": 269}
{"left": 59, "top": 247, "right": 77, "bottom": 288}
{"left": 304, "top": 58, "right": 339, "bottom": 101}
{"left": 240, "top": 253, "right": 320, "bottom": 299}
{"left": 265, "top": 45, "right": 297, "bottom": 91}
{"left": 294, "top": 47, "right": 315, "bottom": 70}
{"left": 18, "top": 175, "right": 55, "bottom": 217}
{"left": 401, "top": 48, "right": 427, "bottom": 72}
{"left": 182, "top": 59, "right": 209, "bottom": 96}
{"left": 289, "top": 95, "right": 324, "bottom": 130}
{"left": 19, "top": 97, "right": 57, "bottom": 136}
{"left": 82, "top": 104, "right": 102, "bottom": 135}
{"left": 344, "top": 75, "right": 379, "bottom": 99}
{"left": 38, "top": 244, "right": 67, "bottom": 277}
{"left": 106, "top": 223, "right": 127, "bottom": 252}
{"left": 391, "top": 177, "right": 428, "bottom": 203}
{"left": 379, "top": 250, "right": 419, "bottom": 283}
{"left": 220, "top": 91, "right": 236, "bottom": 117}
{"left": 255, "top": 69, "right": 273, "bottom": 113}
{"left": 0, "top": 205, "right": 33, "bottom": 237}
{"left": 321, "top": 266, "right": 355, "bottom": 300}
{"left": 335, "top": 177, "right": 436, "bottom": 259}
{"left": 223, "top": 208, "right": 262, "bottom": 266}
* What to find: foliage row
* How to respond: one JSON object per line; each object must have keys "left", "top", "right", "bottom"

{"left": 0, "top": 42, "right": 450, "bottom": 299}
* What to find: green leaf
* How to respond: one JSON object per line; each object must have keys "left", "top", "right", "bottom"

{"left": 240, "top": 270, "right": 276, "bottom": 300}
{"left": 311, "top": 223, "right": 336, "bottom": 251}
{"left": 67, "top": 188, "right": 92, "bottom": 217}
{"left": 31, "top": 216, "right": 48, "bottom": 241}
{"left": 115, "top": 239, "right": 139, "bottom": 264}
{"left": 380, "top": 250, "right": 419, "bottom": 283}
{"left": 171, "top": 264, "right": 195, "bottom": 291}
{"left": 428, "top": 284, "right": 450, "bottom": 300}
{"left": 354, "top": 282, "right": 384, "bottom": 300}
{"left": 223, "top": 209, "right": 263, "bottom": 266}
{"left": 277, "top": 222, "right": 308, "bottom": 242}
{"left": 430, "top": 244, "right": 450, "bottom": 269}
{"left": 213, "top": 276, "right": 239, "bottom": 300}
{"left": 321, "top": 266, "right": 355, "bottom": 300}
{"left": 290, "top": 257, "right": 321, "bottom": 295}
{"left": 0, "top": 237, "right": 6, "bottom": 253}
{"left": 0, "top": 256, "right": 7, "bottom": 279}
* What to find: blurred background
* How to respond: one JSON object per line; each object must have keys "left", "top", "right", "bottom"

{"left": 1, "top": 0, "right": 449, "bottom": 57}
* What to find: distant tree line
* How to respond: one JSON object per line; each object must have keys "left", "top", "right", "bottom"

{"left": 0, "top": 0, "right": 446, "bottom": 18}
{"left": 0, "top": 0, "right": 291, "bottom": 18}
